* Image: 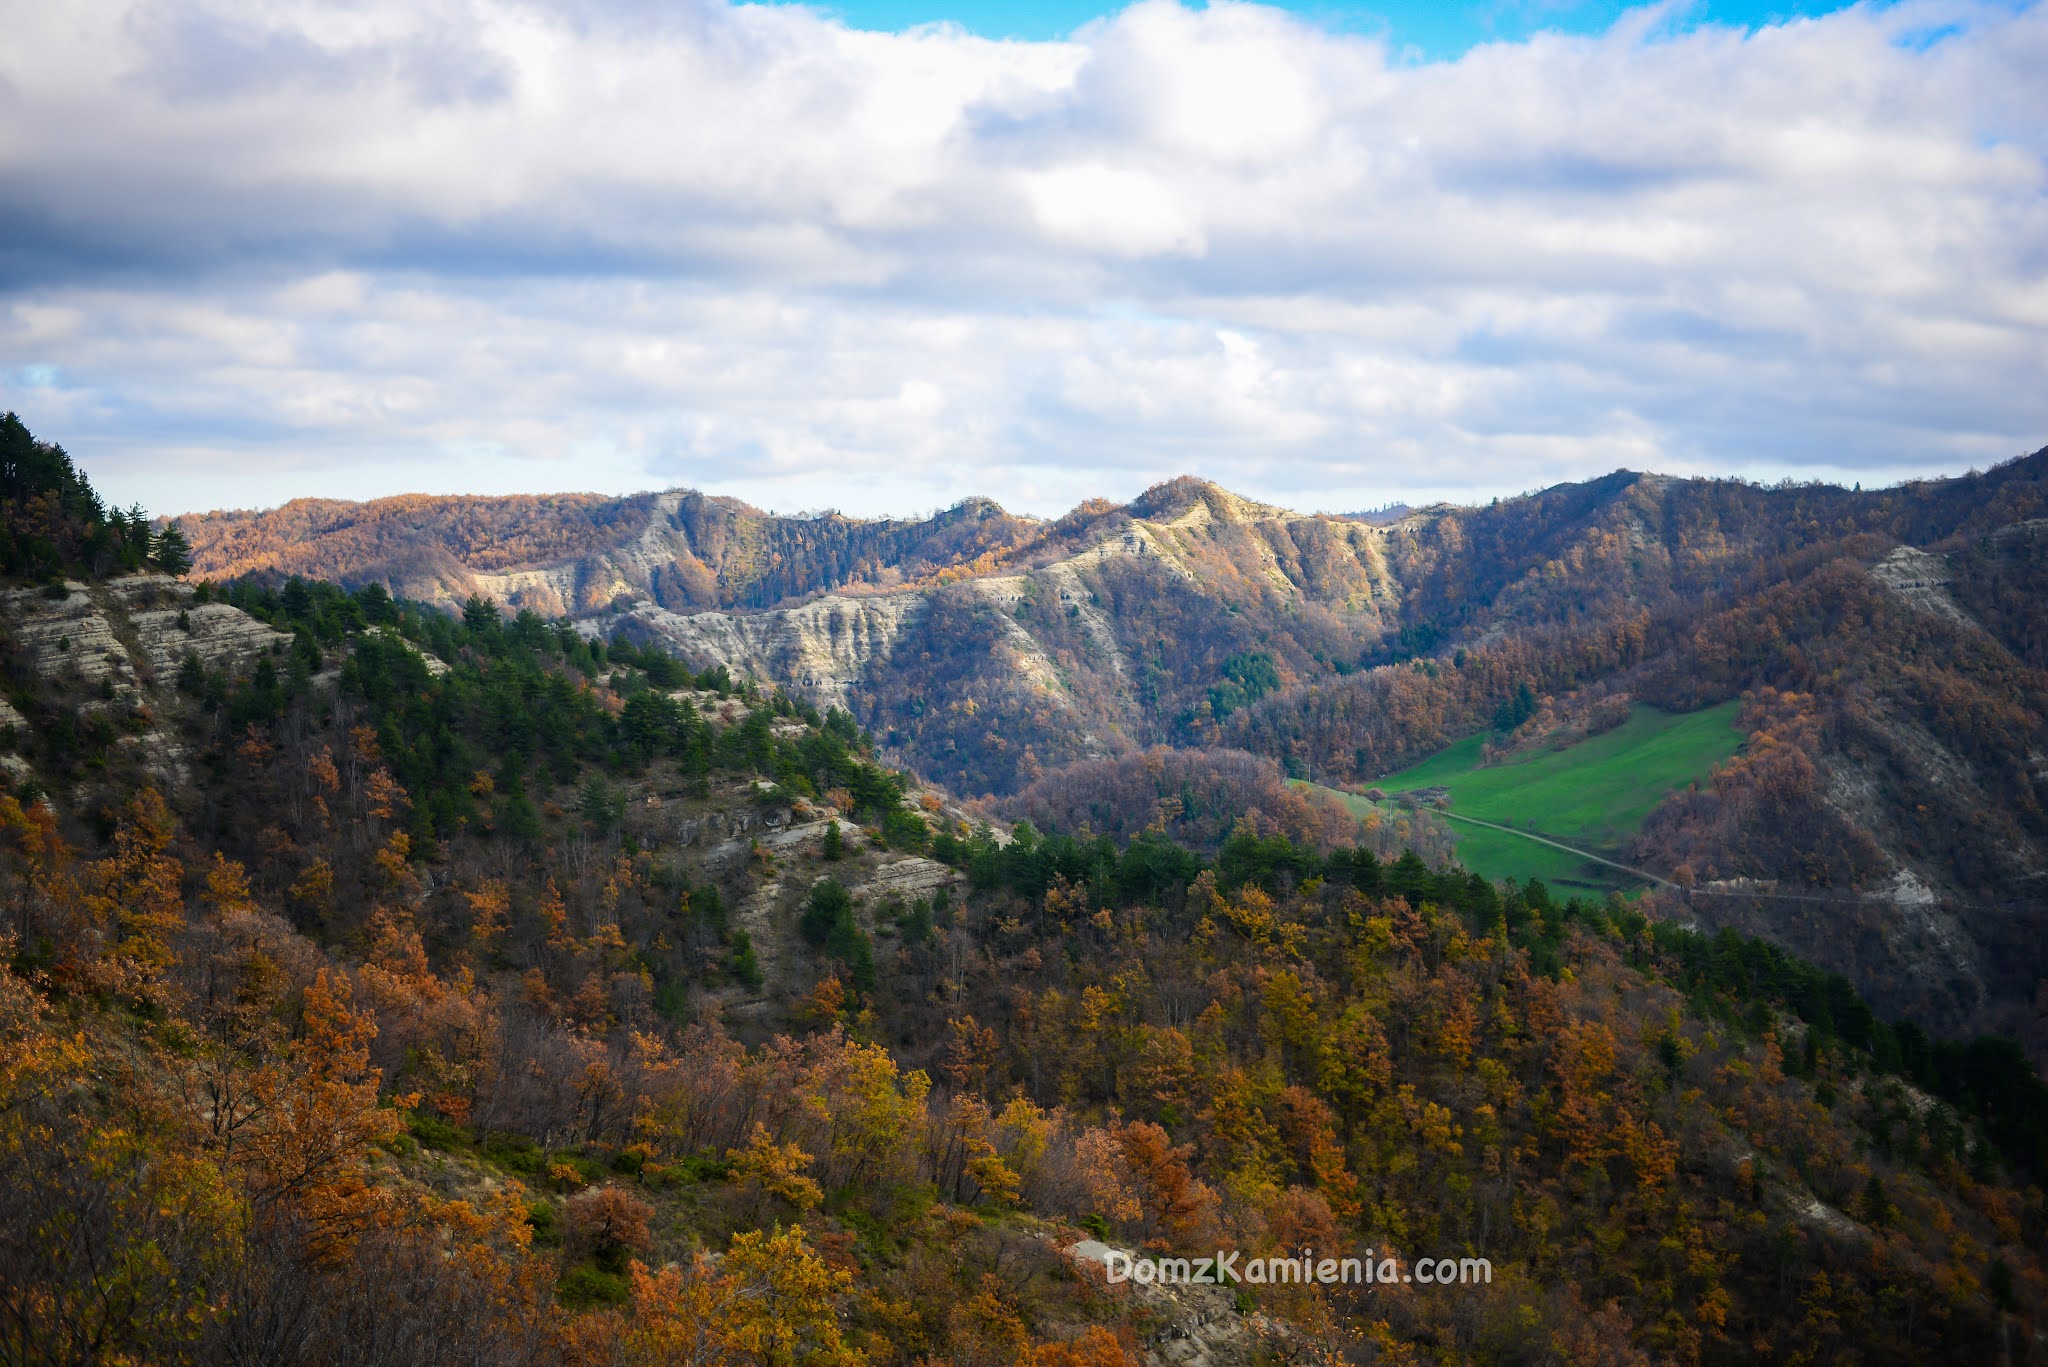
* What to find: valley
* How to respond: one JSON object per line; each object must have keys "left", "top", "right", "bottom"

{"left": 8, "top": 412, "right": 2048, "bottom": 1364}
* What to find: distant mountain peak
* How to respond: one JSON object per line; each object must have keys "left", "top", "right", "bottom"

{"left": 946, "top": 494, "right": 1017, "bottom": 522}
{"left": 1127, "top": 476, "right": 1292, "bottom": 525}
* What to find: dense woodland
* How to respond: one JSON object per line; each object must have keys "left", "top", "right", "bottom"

{"left": 1008, "top": 745, "right": 1455, "bottom": 865}
{"left": 5, "top": 425, "right": 2048, "bottom": 1365}
{"left": 0, "top": 412, "right": 190, "bottom": 581}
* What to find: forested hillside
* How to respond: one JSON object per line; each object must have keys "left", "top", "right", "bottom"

{"left": 175, "top": 447, "right": 2048, "bottom": 1048}
{"left": 2, "top": 412, "right": 191, "bottom": 581}
{"left": 7, "top": 419, "right": 2048, "bottom": 1364}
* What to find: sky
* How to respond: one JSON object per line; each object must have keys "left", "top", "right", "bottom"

{"left": 805, "top": 0, "right": 1861, "bottom": 51}
{"left": 1, "top": 0, "right": 2044, "bottom": 521}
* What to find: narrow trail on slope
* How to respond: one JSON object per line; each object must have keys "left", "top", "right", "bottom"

{"left": 1384, "top": 803, "right": 2048, "bottom": 909}
{"left": 1420, "top": 808, "right": 1677, "bottom": 889}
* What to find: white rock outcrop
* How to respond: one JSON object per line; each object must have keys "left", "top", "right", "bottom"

{"left": 1061, "top": 1241, "right": 1277, "bottom": 1367}
{"left": 131, "top": 600, "right": 294, "bottom": 681}
{"left": 859, "top": 856, "right": 960, "bottom": 905}
{"left": 1869, "top": 545, "right": 1981, "bottom": 633}
{"left": 609, "top": 593, "right": 927, "bottom": 712}
{"left": 0, "top": 575, "right": 294, "bottom": 793}
{"left": 1, "top": 581, "right": 138, "bottom": 692}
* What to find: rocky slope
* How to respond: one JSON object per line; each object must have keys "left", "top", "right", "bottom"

{"left": 187, "top": 476, "right": 1413, "bottom": 791}
{"left": 170, "top": 454, "right": 2048, "bottom": 1045}
{"left": 0, "top": 572, "right": 292, "bottom": 799}
{"left": 180, "top": 487, "right": 1044, "bottom": 615}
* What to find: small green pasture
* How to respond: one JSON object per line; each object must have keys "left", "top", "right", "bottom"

{"left": 1318, "top": 701, "right": 1744, "bottom": 895}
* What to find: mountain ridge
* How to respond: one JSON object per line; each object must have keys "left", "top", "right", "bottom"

{"left": 174, "top": 451, "right": 2048, "bottom": 1042}
{"left": 11, "top": 414, "right": 2048, "bottom": 1362}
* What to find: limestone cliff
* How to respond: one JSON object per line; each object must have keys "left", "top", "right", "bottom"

{"left": 506, "top": 485, "right": 1417, "bottom": 796}
{"left": 0, "top": 572, "right": 292, "bottom": 799}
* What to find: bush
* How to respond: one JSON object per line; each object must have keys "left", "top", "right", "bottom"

{"left": 556, "top": 1265, "right": 630, "bottom": 1310}
{"left": 482, "top": 1134, "right": 546, "bottom": 1176}
{"left": 729, "top": 929, "right": 764, "bottom": 990}
{"left": 526, "top": 1201, "right": 563, "bottom": 1248}
{"left": 407, "top": 1111, "right": 469, "bottom": 1151}
{"left": 566, "top": 1185, "right": 655, "bottom": 1272}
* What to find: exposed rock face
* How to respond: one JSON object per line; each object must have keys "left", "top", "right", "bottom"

{"left": 1869, "top": 545, "right": 1980, "bottom": 633}
{"left": 1, "top": 581, "right": 141, "bottom": 694}
{"left": 1062, "top": 1241, "right": 1280, "bottom": 1367}
{"left": 545, "top": 491, "right": 1416, "bottom": 798}
{"left": 126, "top": 590, "right": 297, "bottom": 683}
{"left": 470, "top": 491, "right": 694, "bottom": 616}
{"left": 608, "top": 593, "right": 928, "bottom": 714}
{"left": 0, "top": 573, "right": 291, "bottom": 795}
{"left": 857, "top": 856, "right": 961, "bottom": 906}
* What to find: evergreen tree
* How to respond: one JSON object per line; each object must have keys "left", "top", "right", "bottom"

{"left": 728, "top": 929, "right": 763, "bottom": 990}
{"left": 151, "top": 521, "right": 192, "bottom": 575}
{"left": 462, "top": 594, "right": 501, "bottom": 635}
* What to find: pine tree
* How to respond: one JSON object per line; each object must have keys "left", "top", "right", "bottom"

{"left": 729, "top": 928, "right": 763, "bottom": 990}
{"left": 151, "top": 521, "right": 192, "bottom": 575}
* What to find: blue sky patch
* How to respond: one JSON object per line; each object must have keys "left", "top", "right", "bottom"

{"left": 778, "top": 0, "right": 1868, "bottom": 55}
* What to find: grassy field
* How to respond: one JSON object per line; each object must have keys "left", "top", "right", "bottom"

{"left": 1316, "top": 701, "right": 1745, "bottom": 896}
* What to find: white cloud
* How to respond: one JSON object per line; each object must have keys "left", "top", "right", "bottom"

{"left": 0, "top": 0, "right": 2042, "bottom": 519}
{"left": 1023, "top": 163, "right": 1204, "bottom": 255}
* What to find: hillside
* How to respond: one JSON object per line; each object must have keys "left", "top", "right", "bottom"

{"left": 1318, "top": 700, "right": 1747, "bottom": 896}
{"left": 177, "top": 452, "right": 2048, "bottom": 1045}
{"left": 180, "top": 488, "right": 1044, "bottom": 615}
{"left": 10, "top": 431, "right": 2048, "bottom": 1363}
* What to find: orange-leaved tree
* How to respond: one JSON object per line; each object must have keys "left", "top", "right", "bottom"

{"left": 243, "top": 968, "right": 401, "bottom": 1259}
{"left": 570, "top": 1225, "right": 864, "bottom": 1367}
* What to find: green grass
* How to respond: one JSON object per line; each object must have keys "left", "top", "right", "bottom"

{"left": 1317, "top": 701, "right": 1744, "bottom": 895}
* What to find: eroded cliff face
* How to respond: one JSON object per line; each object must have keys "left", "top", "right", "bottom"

{"left": 599, "top": 591, "right": 930, "bottom": 715}
{"left": 175, "top": 476, "right": 1429, "bottom": 794}
{"left": 0, "top": 573, "right": 292, "bottom": 798}
{"left": 557, "top": 489, "right": 1414, "bottom": 794}
{"left": 471, "top": 491, "right": 708, "bottom": 617}
{"left": 4, "top": 574, "right": 290, "bottom": 698}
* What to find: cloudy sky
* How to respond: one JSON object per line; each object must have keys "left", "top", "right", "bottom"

{"left": 1, "top": 0, "right": 2044, "bottom": 520}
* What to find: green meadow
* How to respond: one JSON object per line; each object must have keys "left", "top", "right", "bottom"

{"left": 1317, "top": 701, "right": 1745, "bottom": 896}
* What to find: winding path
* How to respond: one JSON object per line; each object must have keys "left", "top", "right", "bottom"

{"left": 1418, "top": 807, "right": 1677, "bottom": 889}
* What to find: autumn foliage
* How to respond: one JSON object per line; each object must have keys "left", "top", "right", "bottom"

{"left": 9, "top": 431, "right": 2048, "bottom": 1364}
